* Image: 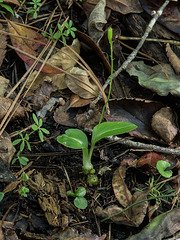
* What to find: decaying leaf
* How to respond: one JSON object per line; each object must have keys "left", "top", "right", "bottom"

{"left": 96, "top": 189, "right": 148, "bottom": 227}
{"left": 140, "top": 0, "right": 180, "bottom": 34}
{"left": 0, "top": 23, "right": 7, "bottom": 68}
{"left": 69, "top": 94, "right": 92, "bottom": 108}
{"left": 136, "top": 152, "right": 163, "bottom": 175}
{"left": 127, "top": 208, "right": 180, "bottom": 240}
{"left": 65, "top": 67, "right": 99, "bottom": 99}
{"left": 26, "top": 39, "right": 81, "bottom": 91}
{"left": 83, "top": 0, "right": 142, "bottom": 16}
{"left": 0, "top": 96, "right": 24, "bottom": 120}
{"left": 32, "top": 81, "right": 58, "bottom": 110}
{"left": 166, "top": 43, "right": 180, "bottom": 75}
{"left": 126, "top": 61, "right": 180, "bottom": 97}
{"left": 151, "top": 107, "right": 178, "bottom": 143}
{"left": 0, "top": 76, "right": 9, "bottom": 97}
{"left": 4, "top": 0, "right": 20, "bottom": 5}
{"left": 76, "top": 108, "right": 101, "bottom": 129}
{"left": 88, "top": 0, "right": 107, "bottom": 44}
{"left": 0, "top": 131, "right": 16, "bottom": 166}
{"left": 112, "top": 164, "right": 132, "bottom": 208}
{"left": 8, "top": 21, "right": 62, "bottom": 74}
{"left": 104, "top": 99, "right": 163, "bottom": 141}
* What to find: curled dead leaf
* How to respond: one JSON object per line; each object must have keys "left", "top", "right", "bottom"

{"left": 166, "top": 43, "right": 180, "bottom": 75}
{"left": 65, "top": 67, "right": 99, "bottom": 99}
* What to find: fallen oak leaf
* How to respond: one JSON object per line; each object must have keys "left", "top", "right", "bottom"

{"left": 166, "top": 43, "right": 180, "bottom": 75}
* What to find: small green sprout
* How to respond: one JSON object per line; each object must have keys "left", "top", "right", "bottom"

{"left": 27, "top": 0, "right": 42, "bottom": 19}
{"left": 0, "top": 0, "right": 14, "bottom": 15}
{"left": 67, "top": 187, "right": 87, "bottom": 209}
{"left": 156, "top": 160, "right": 173, "bottom": 178}
{"left": 18, "top": 186, "right": 29, "bottom": 197}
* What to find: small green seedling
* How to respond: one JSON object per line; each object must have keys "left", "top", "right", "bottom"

{"left": 27, "top": 0, "right": 42, "bottom": 19}
{"left": 51, "top": 20, "right": 77, "bottom": 44}
{"left": 156, "top": 160, "right": 173, "bottom": 178}
{"left": 67, "top": 187, "right": 87, "bottom": 209}
{"left": 0, "top": 0, "right": 14, "bottom": 15}
{"left": 18, "top": 186, "right": 29, "bottom": 197}
{"left": 57, "top": 121, "right": 137, "bottom": 185}
{"left": 12, "top": 113, "right": 49, "bottom": 198}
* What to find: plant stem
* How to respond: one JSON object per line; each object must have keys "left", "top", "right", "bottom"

{"left": 82, "top": 148, "right": 93, "bottom": 173}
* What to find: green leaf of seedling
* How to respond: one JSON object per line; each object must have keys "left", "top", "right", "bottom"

{"left": 57, "top": 24, "right": 63, "bottom": 32}
{"left": 0, "top": 192, "right": 4, "bottom": 202}
{"left": 19, "top": 186, "right": 29, "bottom": 197}
{"left": 16, "top": 131, "right": 23, "bottom": 138}
{"left": 74, "top": 197, "right": 87, "bottom": 209}
{"left": 92, "top": 122, "right": 137, "bottom": 145}
{"left": 40, "top": 128, "right": 50, "bottom": 134}
{"left": 63, "top": 22, "right": 69, "bottom": 29}
{"left": 26, "top": 141, "right": 31, "bottom": 151}
{"left": 156, "top": 160, "right": 173, "bottom": 178}
{"left": 62, "top": 36, "right": 66, "bottom": 44}
{"left": 12, "top": 158, "right": 18, "bottom": 164}
{"left": 0, "top": 3, "right": 14, "bottom": 15}
{"left": 20, "top": 141, "right": 25, "bottom": 152}
{"left": 12, "top": 138, "right": 22, "bottom": 146}
{"left": 33, "top": 113, "right": 39, "bottom": 125}
{"left": 33, "top": 11, "right": 37, "bottom": 19}
{"left": 71, "top": 27, "right": 77, "bottom": 31}
{"left": 75, "top": 187, "right": 86, "bottom": 197}
{"left": 49, "top": 28, "right": 53, "bottom": 35}
{"left": 38, "top": 118, "right": 43, "bottom": 127}
{"left": 70, "top": 31, "right": 75, "bottom": 38}
{"left": 19, "top": 156, "right": 29, "bottom": 166}
{"left": 24, "top": 134, "right": 29, "bottom": 141}
{"left": 38, "top": 129, "right": 44, "bottom": 142}
{"left": 53, "top": 32, "right": 61, "bottom": 39}
{"left": 57, "top": 129, "right": 88, "bottom": 150}
{"left": 69, "top": 20, "right": 72, "bottom": 27}
{"left": 32, "top": 124, "right": 38, "bottom": 131}
{"left": 21, "top": 172, "right": 29, "bottom": 181}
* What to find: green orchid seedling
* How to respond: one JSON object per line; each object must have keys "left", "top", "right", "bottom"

{"left": 57, "top": 121, "right": 137, "bottom": 185}
{"left": 67, "top": 187, "right": 87, "bottom": 209}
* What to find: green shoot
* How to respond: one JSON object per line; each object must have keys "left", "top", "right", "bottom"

{"left": 0, "top": 192, "right": 4, "bottom": 202}
{"left": 67, "top": 187, "right": 87, "bottom": 209}
{"left": 27, "top": 0, "right": 42, "bottom": 19}
{"left": 18, "top": 186, "right": 29, "bottom": 197}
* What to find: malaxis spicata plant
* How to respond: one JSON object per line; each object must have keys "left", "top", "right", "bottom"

{"left": 57, "top": 27, "right": 137, "bottom": 185}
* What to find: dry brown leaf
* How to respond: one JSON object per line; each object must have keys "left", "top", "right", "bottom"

{"left": 0, "top": 24, "right": 7, "bottom": 68}
{"left": 166, "top": 43, "right": 180, "bottom": 74}
{"left": 0, "top": 96, "right": 24, "bottom": 120}
{"left": 0, "top": 76, "right": 9, "bottom": 97}
{"left": 76, "top": 108, "right": 101, "bottom": 129}
{"left": 65, "top": 67, "right": 99, "bottom": 98}
{"left": 68, "top": 94, "right": 92, "bottom": 108}
{"left": 26, "top": 39, "right": 81, "bottom": 91}
{"left": 151, "top": 107, "right": 178, "bottom": 143}
{"left": 112, "top": 164, "right": 132, "bottom": 208}
{"left": 0, "top": 131, "right": 16, "bottom": 166}
{"left": 32, "top": 81, "right": 57, "bottom": 110}
{"left": 4, "top": 0, "right": 20, "bottom": 5}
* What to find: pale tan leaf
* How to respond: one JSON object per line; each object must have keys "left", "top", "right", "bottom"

{"left": 0, "top": 76, "right": 9, "bottom": 97}
{"left": 0, "top": 23, "right": 7, "bottom": 68}
{"left": 3, "top": 0, "right": 20, "bottom": 5}
{"left": 65, "top": 67, "right": 99, "bottom": 99}
{"left": 166, "top": 43, "right": 180, "bottom": 75}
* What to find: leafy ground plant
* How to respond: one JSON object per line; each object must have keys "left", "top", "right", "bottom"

{"left": 27, "top": 0, "right": 42, "bottom": 19}
{"left": 0, "top": 0, "right": 14, "bottom": 15}
{"left": 67, "top": 187, "right": 87, "bottom": 209}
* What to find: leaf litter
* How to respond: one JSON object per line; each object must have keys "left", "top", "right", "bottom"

{"left": 1, "top": 0, "right": 180, "bottom": 239}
